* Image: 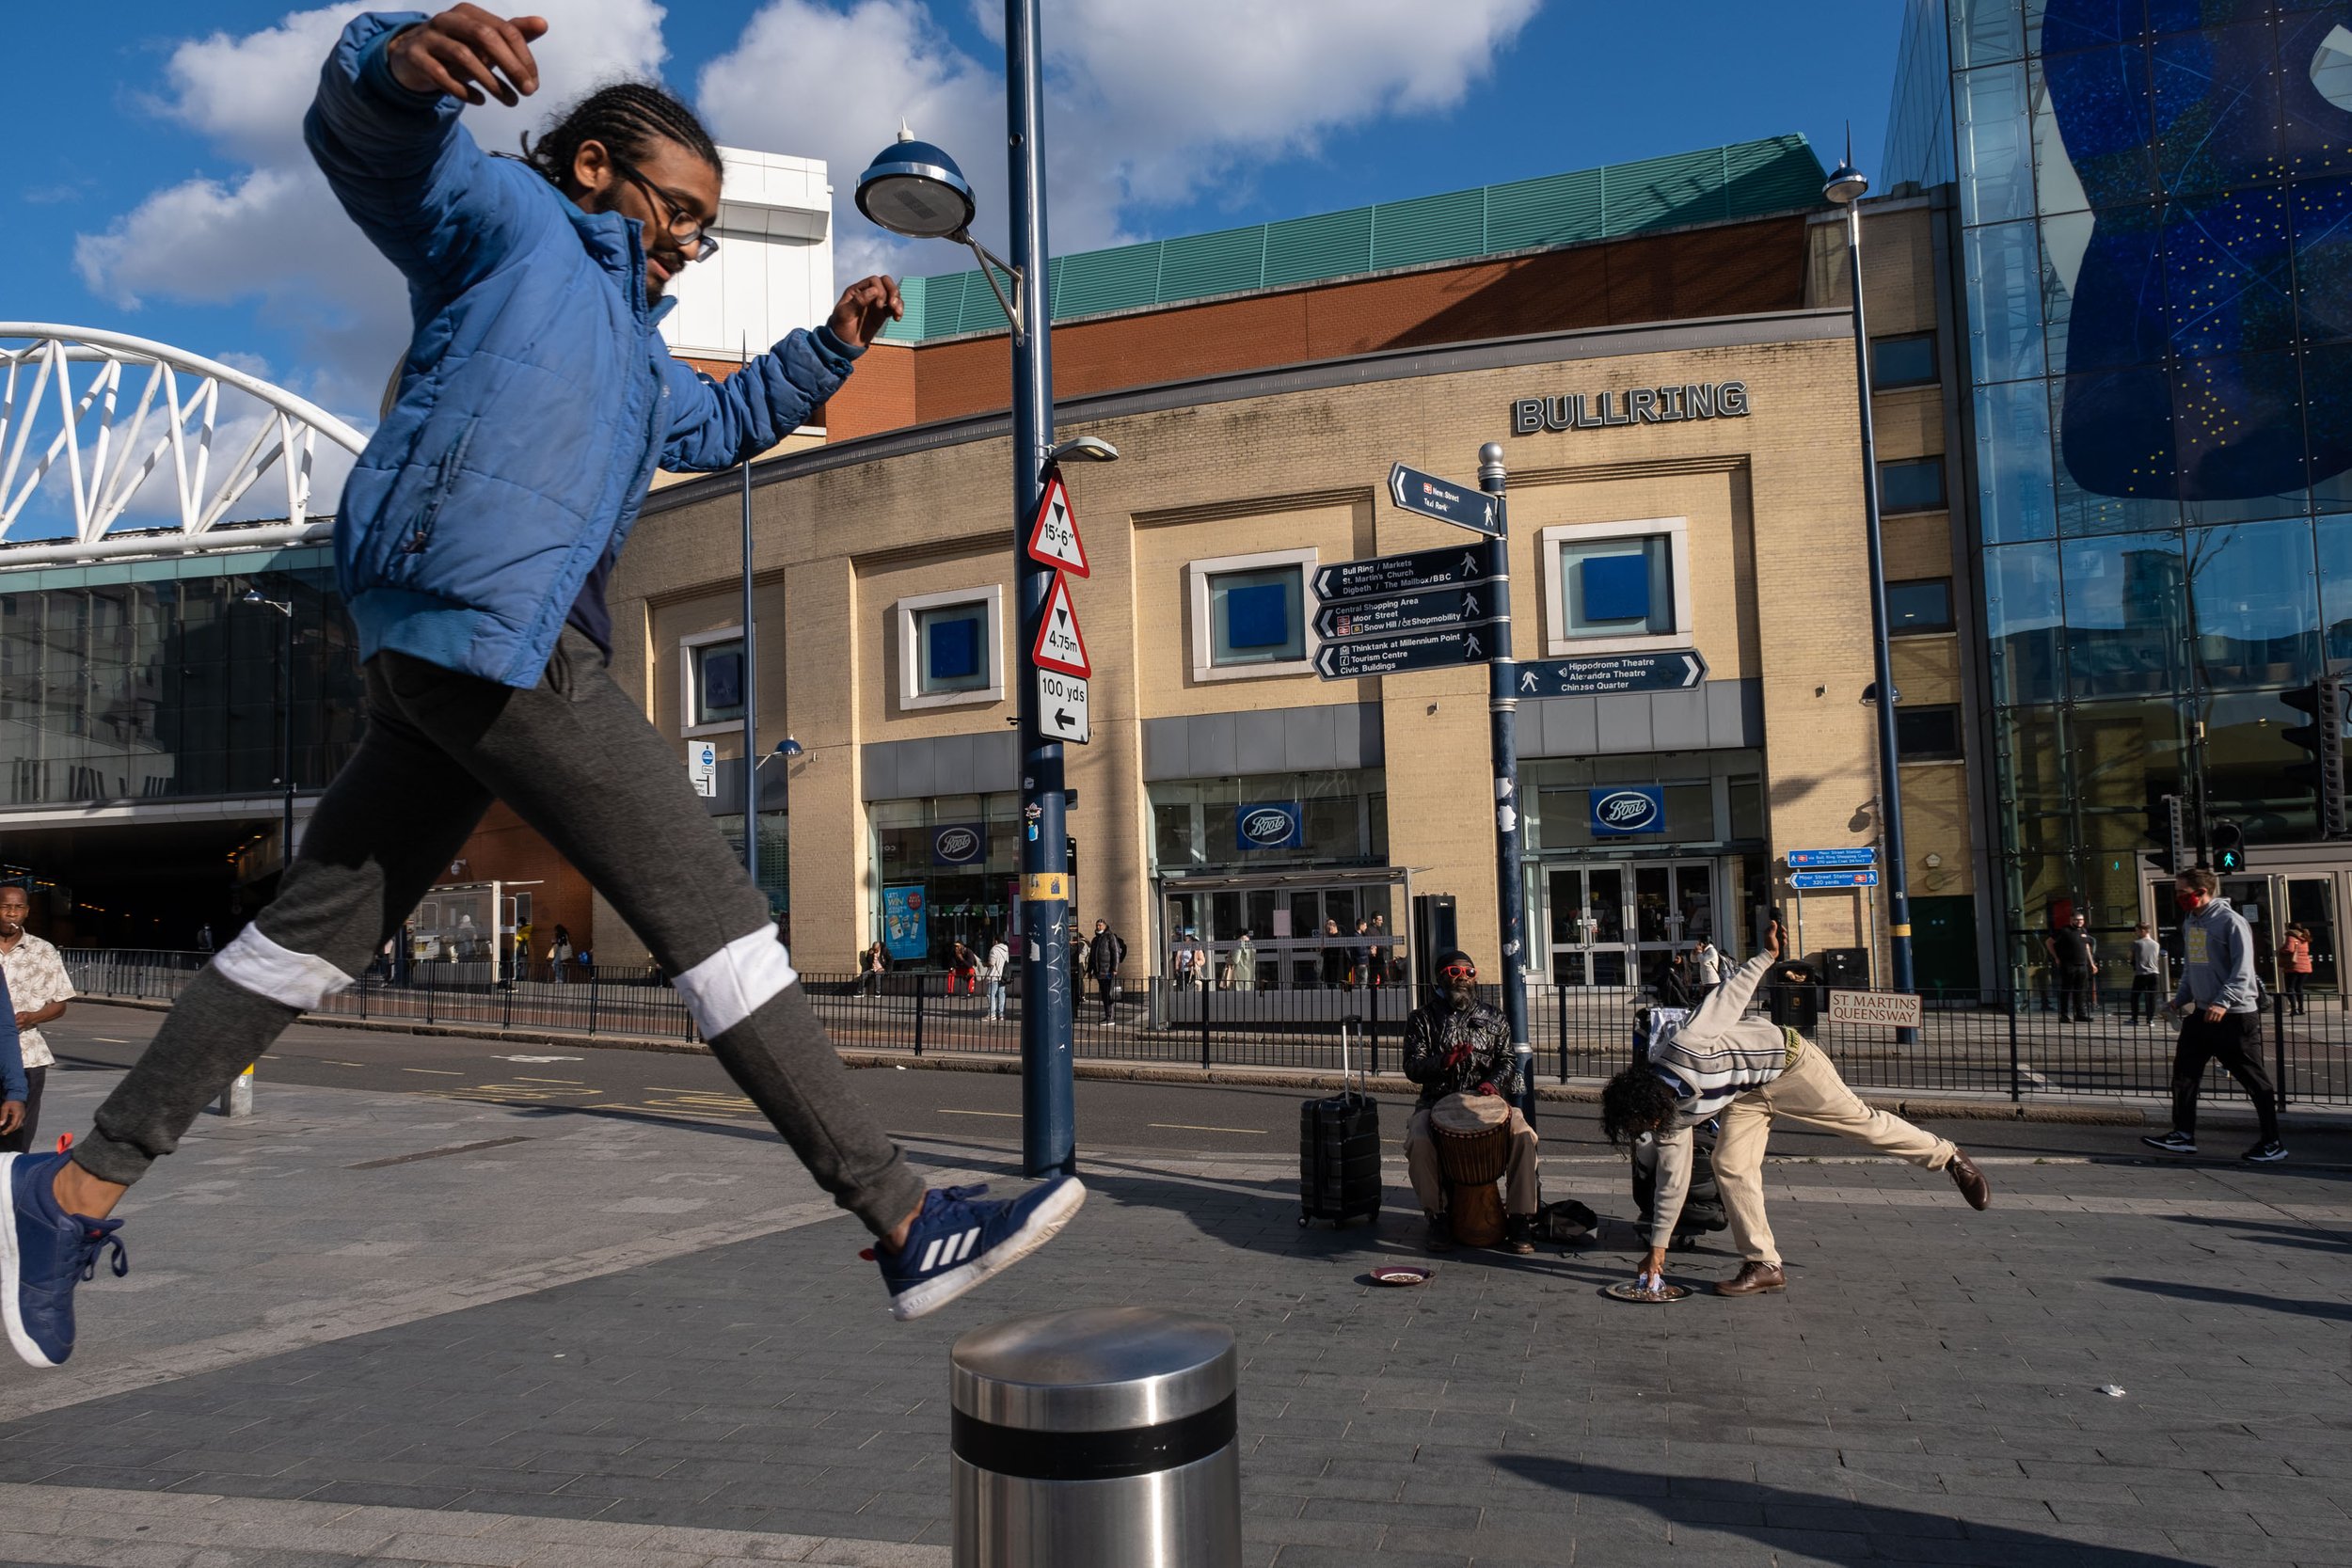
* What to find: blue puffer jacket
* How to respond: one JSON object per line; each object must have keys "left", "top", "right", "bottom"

{"left": 306, "top": 12, "right": 858, "bottom": 689}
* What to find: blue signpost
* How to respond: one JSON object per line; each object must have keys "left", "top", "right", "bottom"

{"left": 1788, "top": 847, "right": 1879, "bottom": 868}
{"left": 1513, "top": 650, "right": 1708, "bottom": 697}
{"left": 1390, "top": 462, "right": 1500, "bottom": 537}
{"left": 1790, "top": 869, "right": 1880, "bottom": 890}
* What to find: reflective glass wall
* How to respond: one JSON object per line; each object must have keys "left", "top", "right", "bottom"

{"left": 1896, "top": 0, "right": 2352, "bottom": 974}
{"left": 0, "top": 546, "right": 362, "bottom": 807}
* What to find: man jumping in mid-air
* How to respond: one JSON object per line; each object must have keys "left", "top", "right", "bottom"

{"left": 0, "top": 4, "right": 1082, "bottom": 1368}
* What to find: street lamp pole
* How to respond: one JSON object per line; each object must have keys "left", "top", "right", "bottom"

{"left": 739, "top": 372, "right": 760, "bottom": 900}
{"left": 1824, "top": 144, "right": 1915, "bottom": 999}
{"left": 242, "top": 589, "right": 296, "bottom": 872}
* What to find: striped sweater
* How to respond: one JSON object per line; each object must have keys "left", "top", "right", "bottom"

{"left": 1645, "top": 949, "right": 1792, "bottom": 1119}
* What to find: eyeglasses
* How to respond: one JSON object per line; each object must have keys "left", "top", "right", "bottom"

{"left": 1440, "top": 962, "right": 1479, "bottom": 981}
{"left": 609, "top": 153, "right": 718, "bottom": 261}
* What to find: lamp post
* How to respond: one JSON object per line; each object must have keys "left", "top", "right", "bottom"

{"left": 857, "top": 4, "right": 1111, "bottom": 1180}
{"left": 740, "top": 349, "right": 761, "bottom": 901}
{"left": 1822, "top": 144, "right": 1915, "bottom": 1001}
{"left": 240, "top": 588, "right": 296, "bottom": 874}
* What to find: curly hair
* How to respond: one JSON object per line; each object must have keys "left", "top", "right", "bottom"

{"left": 1599, "top": 1063, "right": 1678, "bottom": 1147}
{"left": 520, "top": 82, "right": 720, "bottom": 197}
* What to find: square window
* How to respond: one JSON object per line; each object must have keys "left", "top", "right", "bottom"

{"left": 1887, "top": 578, "right": 1956, "bottom": 635}
{"left": 895, "top": 587, "right": 1004, "bottom": 710}
{"left": 1896, "top": 704, "right": 1965, "bottom": 760}
{"left": 1880, "top": 458, "right": 1948, "bottom": 513}
{"left": 1580, "top": 553, "right": 1651, "bottom": 623}
{"left": 1558, "top": 534, "right": 1675, "bottom": 639}
{"left": 1209, "top": 566, "right": 1304, "bottom": 665}
{"left": 1871, "top": 333, "right": 1939, "bottom": 388}
{"left": 692, "top": 639, "right": 744, "bottom": 726}
{"left": 916, "top": 604, "right": 990, "bottom": 692}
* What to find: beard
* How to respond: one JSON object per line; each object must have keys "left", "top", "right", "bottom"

{"left": 1444, "top": 978, "right": 1476, "bottom": 1007}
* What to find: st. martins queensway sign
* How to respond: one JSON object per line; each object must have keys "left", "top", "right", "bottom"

{"left": 1509, "top": 380, "right": 1751, "bottom": 436}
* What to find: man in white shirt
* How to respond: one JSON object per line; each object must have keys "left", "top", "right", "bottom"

{"left": 0, "top": 886, "right": 72, "bottom": 1155}
{"left": 984, "top": 933, "right": 1011, "bottom": 1022}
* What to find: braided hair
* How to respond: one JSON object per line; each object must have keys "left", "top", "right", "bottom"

{"left": 519, "top": 82, "right": 721, "bottom": 198}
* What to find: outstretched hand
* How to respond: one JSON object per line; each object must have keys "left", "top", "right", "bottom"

{"left": 829, "top": 276, "right": 905, "bottom": 350}
{"left": 388, "top": 6, "right": 548, "bottom": 106}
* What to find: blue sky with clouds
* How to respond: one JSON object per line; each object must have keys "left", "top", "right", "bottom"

{"left": 8, "top": 0, "right": 1903, "bottom": 432}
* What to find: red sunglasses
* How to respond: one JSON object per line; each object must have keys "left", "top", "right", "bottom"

{"left": 1440, "top": 961, "right": 1478, "bottom": 980}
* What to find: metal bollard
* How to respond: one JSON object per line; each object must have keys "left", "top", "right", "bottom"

{"left": 216, "top": 1064, "right": 254, "bottom": 1118}
{"left": 950, "top": 1307, "right": 1241, "bottom": 1568}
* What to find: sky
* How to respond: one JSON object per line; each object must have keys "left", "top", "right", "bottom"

{"left": 5, "top": 0, "right": 1905, "bottom": 450}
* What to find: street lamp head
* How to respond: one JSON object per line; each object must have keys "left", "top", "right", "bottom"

{"left": 1823, "top": 159, "right": 1869, "bottom": 206}
{"left": 855, "top": 122, "right": 977, "bottom": 240}
{"left": 1046, "top": 436, "right": 1119, "bottom": 467}
{"left": 777, "top": 736, "right": 804, "bottom": 758}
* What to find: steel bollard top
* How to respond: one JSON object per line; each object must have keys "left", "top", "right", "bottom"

{"left": 951, "top": 1307, "right": 1235, "bottom": 1433}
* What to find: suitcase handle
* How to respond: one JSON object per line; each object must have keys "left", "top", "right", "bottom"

{"left": 1341, "top": 1019, "right": 1368, "bottom": 1099}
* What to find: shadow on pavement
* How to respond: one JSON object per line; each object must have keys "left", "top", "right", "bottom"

{"left": 1489, "top": 1455, "right": 2195, "bottom": 1567}
{"left": 2101, "top": 1276, "right": 2352, "bottom": 1323}
{"left": 2164, "top": 1213, "right": 2352, "bottom": 1253}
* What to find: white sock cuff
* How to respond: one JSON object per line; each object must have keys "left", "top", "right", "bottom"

{"left": 213, "top": 923, "right": 355, "bottom": 1010}
{"left": 674, "top": 927, "right": 799, "bottom": 1039}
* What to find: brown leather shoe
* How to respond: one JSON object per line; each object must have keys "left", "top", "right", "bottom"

{"left": 1714, "top": 1262, "right": 1786, "bottom": 1296}
{"left": 1947, "top": 1149, "right": 1992, "bottom": 1211}
{"left": 1502, "top": 1216, "right": 1536, "bottom": 1255}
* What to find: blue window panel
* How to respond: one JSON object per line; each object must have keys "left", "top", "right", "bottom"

{"left": 1581, "top": 555, "right": 1651, "bottom": 622}
{"left": 927, "top": 615, "right": 982, "bottom": 680}
{"left": 1225, "top": 584, "right": 1292, "bottom": 650}
{"left": 701, "top": 650, "right": 742, "bottom": 710}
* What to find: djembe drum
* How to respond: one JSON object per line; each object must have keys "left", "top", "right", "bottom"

{"left": 1432, "top": 1097, "right": 1511, "bottom": 1248}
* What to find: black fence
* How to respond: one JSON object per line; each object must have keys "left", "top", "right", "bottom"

{"left": 58, "top": 951, "right": 2349, "bottom": 1106}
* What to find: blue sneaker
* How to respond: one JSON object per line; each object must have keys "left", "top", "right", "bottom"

{"left": 1, "top": 1152, "right": 128, "bottom": 1368}
{"left": 875, "top": 1178, "right": 1084, "bottom": 1322}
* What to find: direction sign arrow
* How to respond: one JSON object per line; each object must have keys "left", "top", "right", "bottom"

{"left": 1790, "top": 869, "right": 1880, "bottom": 890}
{"left": 1033, "top": 571, "right": 1091, "bottom": 677}
{"left": 1037, "top": 667, "right": 1089, "bottom": 744}
{"left": 1025, "top": 471, "right": 1089, "bottom": 578}
{"left": 1512, "top": 648, "right": 1708, "bottom": 698}
{"left": 1314, "top": 622, "right": 1493, "bottom": 679}
{"left": 1312, "top": 583, "right": 1488, "bottom": 641}
{"left": 1312, "top": 545, "right": 1493, "bottom": 604}
{"left": 1388, "top": 462, "right": 1500, "bottom": 537}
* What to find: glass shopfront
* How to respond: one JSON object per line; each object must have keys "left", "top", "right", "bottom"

{"left": 867, "top": 795, "right": 1022, "bottom": 969}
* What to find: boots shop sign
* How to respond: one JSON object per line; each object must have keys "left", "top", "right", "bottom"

{"left": 1510, "top": 381, "right": 1750, "bottom": 436}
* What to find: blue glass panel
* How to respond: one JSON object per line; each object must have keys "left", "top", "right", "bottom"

{"left": 2061, "top": 531, "right": 2186, "bottom": 695}
{"left": 2173, "top": 352, "right": 2309, "bottom": 521}
{"left": 2164, "top": 186, "right": 2297, "bottom": 356}
{"left": 1952, "top": 0, "right": 2026, "bottom": 66}
{"left": 2058, "top": 363, "right": 2175, "bottom": 506}
{"left": 2315, "top": 513, "right": 2352, "bottom": 662}
{"left": 1224, "top": 583, "right": 1292, "bottom": 649}
{"left": 2291, "top": 176, "right": 2352, "bottom": 345}
{"left": 2053, "top": 372, "right": 2182, "bottom": 531}
{"left": 1579, "top": 555, "right": 1649, "bottom": 622}
{"left": 1957, "top": 63, "right": 2037, "bottom": 225}
{"left": 1967, "top": 220, "right": 2050, "bottom": 381}
{"left": 2040, "top": 0, "right": 2150, "bottom": 52}
{"left": 927, "top": 614, "right": 981, "bottom": 680}
{"left": 2299, "top": 341, "right": 2352, "bottom": 510}
{"left": 2189, "top": 516, "right": 2320, "bottom": 689}
{"left": 2039, "top": 45, "right": 2156, "bottom": 209}
{"left": 2282, "top": 9, "right": 2352, "bottom": 178}
{"left": 1881, "top": 459, "right": 1949, "bottom": 512}
{"left": 1976, "top": 379, "right": 2060, "bottom": 543}
{"left": 2152, "top": 23, "right": 2282, "bottom": 198}
{"left": 700, "top": 648, "right": 743, "bottom": 710}
{"left": 2051, "top": 203, "right": 2165, "bottom": 373}
{"left": 1985, "top": 543, "right": 2067, "bottom": 705}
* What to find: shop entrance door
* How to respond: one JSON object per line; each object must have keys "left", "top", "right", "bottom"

{"left": 1548, "top": 860, "right": 1720, "bottom": 990}
{"left": 1547, "top": 864, "right": 1629, "bottom": 988}
{"left": 1161, "top": 881, "right": 1397, "bottom": 991}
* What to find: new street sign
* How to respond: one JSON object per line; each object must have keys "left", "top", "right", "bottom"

{"left": 1312, "top": 545, "right": 1491, "bottom": 604}
{"left": 1034, "top": 571, "right": 1091, "bottom": 676}
{"left": 1389, "top": 462, "right": 1500, "bottom": 537}
{"left": 1512, "top": 649, "right": 1708, "bottom": 697}
{"left": 1314, "top": 622, "right": 1495, "bottom": 679}
{"left": 1312, "top": 582, "right": 1491, "bottom": 641}
{"left": 1038, "top": 667, "right": 1089, "bottom": 744}
{"left": 1025, "top": 471, "right": 1089, "bottom": 577}
{"left": 1788, "top": 847, "right": 1878, "bottom": 868}
{"left": 1789, "top": 869, "right": 1880, "bottom": 889}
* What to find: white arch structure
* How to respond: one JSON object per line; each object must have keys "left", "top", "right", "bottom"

{"left": 0, "top": 325, "right": 367, "bottom": 567}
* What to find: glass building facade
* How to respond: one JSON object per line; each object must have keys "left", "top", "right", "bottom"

{"left": 1889, "top": 0, "right": 2352, "bottom": 974}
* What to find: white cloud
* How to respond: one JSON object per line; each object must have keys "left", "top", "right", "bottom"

{"left": 699, "top": 0, "right": 1541, "bottom": 280}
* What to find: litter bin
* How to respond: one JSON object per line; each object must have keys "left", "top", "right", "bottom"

{"left": 1766, "top": 959, "right": 1823, "bottom": 1034}
{"left": 1820, "top": 945, "right": 1869, "bottom": 990}
{"left": 951, "top": 1307, "right": 1242, "bottom": 1568}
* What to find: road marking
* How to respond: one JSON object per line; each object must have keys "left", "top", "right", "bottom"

{"left": 938, "top": 1109, "right": 1020, "bottom": 1118}
{"left": 324, "top": 1060, "right": 364, "bottom": 1068}
{"left": 92, "top": 1037, "right": 131, "bottom": 1043}
{"left": 401, "top": 1067, "right": 464, "bottom": 1076}
{"left": 513, "top": 1075, "right": 582, "bottom": 1084}
{"left": 346, "top": 1136, "right": 532, "bottom": 1170}
{"left": 1149, "top": 1122, "right": 1267, "bottom": 1135}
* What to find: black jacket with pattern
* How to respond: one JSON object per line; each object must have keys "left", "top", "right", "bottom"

{"left": 1403, "top": 997, "right": 1518, "bottom": 1107}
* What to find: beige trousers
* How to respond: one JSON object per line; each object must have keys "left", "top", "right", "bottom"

{"left": 1714, "top": 1037, "right": 1955, "bottom": 1267}
{"left": 1405, "top": 1097, "right": 1540, "bottom": 1217}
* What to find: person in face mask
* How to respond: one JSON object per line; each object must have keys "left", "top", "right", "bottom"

{"left": 2142, "top": 869, "right": 2286, "bottom": 1162}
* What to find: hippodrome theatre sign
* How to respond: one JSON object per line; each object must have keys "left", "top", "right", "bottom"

{"left": 1509, "top": 380, "right": 1751, "bottom": 436}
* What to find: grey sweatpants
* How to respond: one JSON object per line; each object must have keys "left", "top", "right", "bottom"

{"left": 76, "top": 630, "right": 925, "bottom": 1236}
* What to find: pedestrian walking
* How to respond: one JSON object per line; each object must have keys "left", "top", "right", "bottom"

{"left": 2045, "top": 909, "right": 2097, "bottom": 1022}
{"left": 2278, "top": 924, "right": 2312, "bottom": 1017}
{"left": 547, "top": 923, "right": 573, "bottom": 984}
{"left": 984, "top": 932, "right": 1009, "bottom": 1022}
{"left": 2129, "top": 922, "right": 2166, "bottom": 1024}
{"left": 0, "top": 5, "right": 1082, "bottom": 1370}
{"left": 1087, "top": 919, "right": 1126, "bottom": 1022}
{"left": 2143, "top": 869, "right": 2286, "bottom": 1163}
{"left": 1692, "top": 938, "right": 1724, "bottom": 1002}
{"left": 1318, "top": 918, "right": 1349, "bottom": 989}
{"left": 0, "top": 886, "right": 70, "bottom": 1156}
{"left": 1601, "top": 920, "right": 1992, "bottom": 1297}
{"left": 1228, "top": 935, "right": 1256, "bottom": 991}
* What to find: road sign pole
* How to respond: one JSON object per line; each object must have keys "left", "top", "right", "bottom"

{"left": 1478, "top": 444, "right": 1534, "bottom": 1118}
{"left": 1008, "top": 0, "right": 1075, "bottom": 1179}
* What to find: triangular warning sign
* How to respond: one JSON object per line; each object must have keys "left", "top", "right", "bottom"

{"left": 1033, "top": 571, "right": 1091, "bottom": 677}
{"left": 1025, "top": 473, "right": 1089, "bottom": 577}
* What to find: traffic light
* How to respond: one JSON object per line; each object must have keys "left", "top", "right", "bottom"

{"left": 2144, "top": 793, "right": 2185, "bottom": 875}
{"left": 2281, "top": 676, "right": 2347, "bottom": 837}
{"left": 2211, "top": 818, "right": 2247, "bottom": 874}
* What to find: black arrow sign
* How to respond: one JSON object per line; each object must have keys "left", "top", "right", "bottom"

{"left": 1389, "top": 462, "right": 1500, "bottom": 537}
{"left": 1314, "top": 623, "right": 1494, "bottom": 679}
{"left": 1055, "top": 707, "right": 1075, "bottom": 728}
{"left": 1513, "top": 649, "right": 1709, "bottom": 697}
{"left": 1312, "top": 545, "right": 1492, "bottom": 604}
{"left": 1312, "top": 584, "right": 1487, "bottom": 641}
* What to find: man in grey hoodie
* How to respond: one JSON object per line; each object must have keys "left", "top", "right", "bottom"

{"left": 2142, "top": 868, "right": 2285, "bottom": 1161}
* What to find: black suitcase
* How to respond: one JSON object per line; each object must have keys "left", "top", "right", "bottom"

{"left": 1631, "top": 1131, "right": 1728, "bottom": 1250}
{"left": 1299, "top": 1022, "right": 1380, "bottom": 1227}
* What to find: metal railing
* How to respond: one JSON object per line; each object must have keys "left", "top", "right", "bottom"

{"left": 58, "top": 951, "right": 2347, "bottom": 1106}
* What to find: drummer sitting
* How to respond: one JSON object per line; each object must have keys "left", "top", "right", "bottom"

{"left": 1404, "top": 948, "right": 1539, "bottom": 1255}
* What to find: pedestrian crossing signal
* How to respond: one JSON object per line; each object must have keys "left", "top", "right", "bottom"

{"left": 2211, "top": 819, "right": 2246, "bottom": 874}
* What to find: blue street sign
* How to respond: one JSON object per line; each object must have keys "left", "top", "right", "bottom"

{"left": 1789, "top": 869, "right": 1880, "bottom": 889}
{"left": 1312, "top": 582, "right": 1493, "bottom": 641}
{"left": 1788, "top": 847, "right": 1878, "bottom": 868}
{"left": 1314, "top": 622, "right": 1496, "bottom": 678}
{"left": 1514, "top": 649, "right": 1708, "bottom": 696}
{"left": 1313, "top": 544, "right": 1492, "bottom": 603}
{"left": 1388, "top": 462, "right": 1500, "bottom": 537}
